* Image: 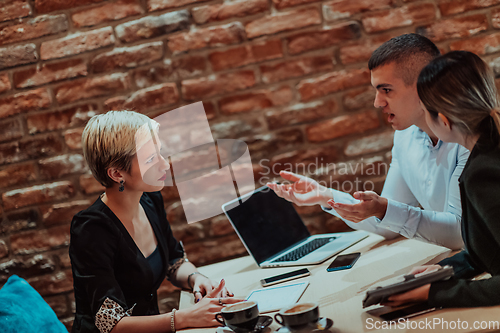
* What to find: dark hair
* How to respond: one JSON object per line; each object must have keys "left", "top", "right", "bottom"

{"left": 368, "top": 33, "right": 440, "bottom": 86}
{"left": 417, "top": 50, "right": 500, "bottom": 141}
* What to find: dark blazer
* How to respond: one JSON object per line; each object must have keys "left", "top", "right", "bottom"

{"left": 69, "top": 191, "right": 184, "bottom": 332}
{"left": 428, "top": 124, "right": 500, "bottom": 307}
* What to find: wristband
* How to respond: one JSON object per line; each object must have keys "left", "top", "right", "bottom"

{"left": 171, "top": 308, "right": 177, "bottom": 332}
{"left": 187, "top": 272, "right": 207, "bottom": 289}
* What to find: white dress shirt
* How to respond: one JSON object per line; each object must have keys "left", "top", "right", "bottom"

{"left": 323, "top": 125, "right": 469, "bottom": 250}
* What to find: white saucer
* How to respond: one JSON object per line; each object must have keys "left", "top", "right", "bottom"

{"left": 276, "top": 317, "right": 334, "bottom": 332}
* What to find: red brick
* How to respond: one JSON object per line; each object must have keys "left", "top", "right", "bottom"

{"left": 44, "top": 295, "right": 68, "bottom": 317}
{"left": 266, "top": 99, "right": 338, "bottom": 129}
{"left": 0, "top": 118, "right": 23, "bottom": 143}
{"left": 343, "top": 86, "right": 376, "bottom": 110}
{"left": 91, "top": 42, "right": 163, "bottom": 73}
{"left": 209, "top": 215, "right": 234, "bottom": 237}
{"left": 344, "top": 131, "right": 394, "bottom": 156}
{"left": 0, "top": 240, "right": 8, "bottom": 259}
{"left": 306, "top": 110, "right": 380, "bottom": 142}
{"left": 339, "top": 34, "right": 395, "bottom": 65}
{"left": 261, "top": 54, "right": 334, "bottom": 84}
{"left": 27, "top": 104, "right": 97, "bottom": 135}
{"left": 35, "top": 0, "right": 105, "bottom": 14}
{"left": 323, "top": 0, "right": 394, "bottom": 21}
{"left": 134, "top": 56, "right": 207, "bottom": 88}
{"left": 168, "top": 22, "right": 245, "bottom": 54}
{"left": 79, "top": 173, "right": 105, "bottom": 194}
{"left": 38, "top": 154, "right": 87, "bottom": 180}
{"left": 171, "top": 223, "right": 206, "bottom": 243}
{"left": 64, "top": 128, "right": 83, "bottom": 150}
{"left": 54, "top": 73, "right": 130, "bottom": 104}
{"left": 148, "top": 0, "right": 209, "bottom": 11}
{"left": 0, "top": 88, "right": 51, "bottom": 119}
{"left": 0, "top": 163, "right": 36, "bottom": 188}
{"left": 182, "top": 70, "right": 255, "bottom": 101}
{"left": 0, "top": 254, "right": 56, "bottom": 278}
{"left": 115, "top": 10, "right": 189, "bottom": 43}
{"left": 0, "top": 44, "right": 37, "bottom": 70}
{"left": 439, "top": 0, "right": 500, "bottom": 16}
{"left": 13, "top": 59, "right": 87, "bottom": 89}
{"left": 72, "top": 0, "right": 143, "bottom": 28}
{"left": 40, "top": 27, "right": 115, "bottom": 60}
{"left": 41, "top": 200, "right": 90, "bottom": 227}
{"left": 1, "top": 209, "right": 38, "bottom": 234}
{"left": 192, "top": 0, "right": 268, "bottom": 25}
{"left": 298, "top": 68, "right": 370, "bottom": 102}
{"left": 245, "top": 129, "right": 304, "bottom": 160}
{"left": 0, "top": 74, "right": 11, "bottom": 94}
{"left": 0, "top": 14, "right": 67, "bottom": 46}
{"left": 3, "top": 181, "right": 74, "bottom": 211}
{"left": 0, "top": 134, "right": 63, "bottom": 165}
{"left": 493, "top": 9, "right": 500, "bottom": 29}
{"left": 27, "top": 270, "right": 73, "bottom": 296}
{"left": 245, "top": 8, "right": 321, "bottom": 39}
{"left": 449, "top": 33, "right": 500, "bottom": 55}
{"left": 0, "top": 0, "right": 31, "bottom": 23}
{"left": 272, "top": 0, "right": 321, "bottom": 9}
{"left": 270, "top": 145, "right": 339, "bottom": 172}
{"left": 120, "top": 83, "right": 179, "bottom": 112}
{"left": 219, "top": 86, "right": 293, "bottom": 114}
{"left": 209, "top": 40, "right": 283, "bottom": 72}
{"left": 417, "top": 14, "right": 488, "bottom": 42}
{"left": 361, "top": 3, "right": 435, "bottom": 34}
{"left": 287, "top": 21, "right": 361, "bottom": 55}
{"left": 211, "top": 118, "right": 264, "bottom": 140}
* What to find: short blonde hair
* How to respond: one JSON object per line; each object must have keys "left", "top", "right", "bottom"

{"left": 82, "top": 110, "right": 159, "bottom": 188}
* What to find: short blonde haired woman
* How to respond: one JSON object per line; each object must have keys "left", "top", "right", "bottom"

{"left": 70, "top": 111, "right": 240, "bottom": 333}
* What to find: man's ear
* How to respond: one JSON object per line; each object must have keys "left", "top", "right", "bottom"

{"left": 107, "top": 167, "right": 124, "bottom": 184}
{"left": 438, "top": 113, "right": 452, "bottom": 130}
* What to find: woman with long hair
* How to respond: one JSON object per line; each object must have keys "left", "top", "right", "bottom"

{"left": 385, "top": 50, "right": 500, "bottom": 307}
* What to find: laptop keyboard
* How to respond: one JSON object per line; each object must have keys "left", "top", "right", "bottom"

{"left": 272, "top": 237, "right": 337, "bottom": 262}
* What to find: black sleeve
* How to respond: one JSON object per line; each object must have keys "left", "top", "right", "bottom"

{"left": 70, "top": 211, "right": 131, "bottom": 317}
{"left": 438, "top": 251, "right": 482, "bottom": 279}
{"left": 428, "top": 165, "right": 500, "bottom": 307}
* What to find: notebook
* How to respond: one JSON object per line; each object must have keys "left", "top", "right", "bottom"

{"left": 222, "top": 185, "right": 369, "bottom": 268}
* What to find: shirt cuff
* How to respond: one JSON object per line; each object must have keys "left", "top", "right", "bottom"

{"left": 377, "top": 199, "right": 414, "bottom": 236}
{"left": 95, "top": 298, "right": 135, "bottom": 333}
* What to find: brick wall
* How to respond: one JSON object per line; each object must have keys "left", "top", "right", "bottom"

{"left": 1, "top": 0, "right": 500, "bottom": 330}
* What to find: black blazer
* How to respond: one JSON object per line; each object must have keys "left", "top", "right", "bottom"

{"left": 69, "top": 191, "right": 184, "bottom": 332}
{"left": 429, "top": 124, "right": 500, "bottom": 307}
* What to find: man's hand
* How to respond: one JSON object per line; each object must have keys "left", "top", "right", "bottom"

{"left": 267, "top": 171, "right": 332, "bottom": 207}
{"left": 327, "top": 191, "right": 388, "bottom": 222}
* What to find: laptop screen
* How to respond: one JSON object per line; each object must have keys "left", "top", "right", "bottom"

{"left": 223, "top": 186, "right": 310, "bottom": 265}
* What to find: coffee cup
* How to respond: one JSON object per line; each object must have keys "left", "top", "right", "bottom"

{"left": 274, "top": 302, "right": 319, "bottom": 330}
{"left": 215, "top": 300, "right": 259, "bottom": 332}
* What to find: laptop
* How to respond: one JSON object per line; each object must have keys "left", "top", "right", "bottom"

{"left": 222, "top": 185, "right": 369, "bottom": 268}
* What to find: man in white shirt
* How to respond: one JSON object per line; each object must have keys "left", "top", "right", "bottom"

{"left": 268, "top": 34, "right": 468, "bottom": 250}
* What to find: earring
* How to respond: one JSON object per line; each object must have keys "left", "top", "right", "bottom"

{"left": 119, "top": 180, "right": 125, "bottom": 192}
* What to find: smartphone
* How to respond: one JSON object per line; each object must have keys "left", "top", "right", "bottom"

{"left": 260, "top": 268, "right": 310, "bottom": 287}
{"left": 326, "top": 252, "right": 361, "bottom": 272}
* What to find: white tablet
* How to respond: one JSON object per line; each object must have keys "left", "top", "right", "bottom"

{"left": 246, "top": 281, "right": 309, "bottom": 313}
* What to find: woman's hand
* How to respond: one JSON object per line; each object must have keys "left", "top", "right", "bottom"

{"left": 192, "top": 276, "right": 234, "bottom": 303}
{"left": 176, "top": 280, "right": 244, "bottom": 329}
{"left": 382, "top": 284, "right": 431, "bottom": 307}
{"left": 408, "top": 264, "right": 441, "bottom": 275}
